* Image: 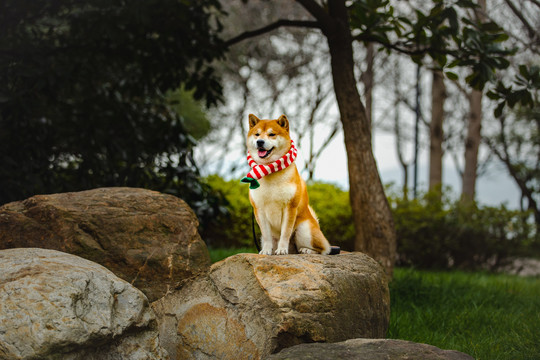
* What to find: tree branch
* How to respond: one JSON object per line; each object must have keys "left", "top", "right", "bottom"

{"left": 225, "top": 19, "right": 320, "bottom": 47}
{"left": 354, "top": 34, "right": 433, "bottom": 56}
{"left": 295, "top": 0, "right": 330, "bottom": 23}
{"left": 528, "top": 0, "right": 540, "bottom": 9}
{"left": 503, "top": 0, "right": 538, "bottom": 41}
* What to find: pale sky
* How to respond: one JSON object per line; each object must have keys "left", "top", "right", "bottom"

{"left": 307, "top": 130, "right": 521, "bottom": 208}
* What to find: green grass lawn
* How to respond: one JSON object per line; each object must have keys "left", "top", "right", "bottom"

{"left": 388, "top": 268, "right": 540, "bottom": 360}
{"left": 208, "top": 248, "right": 540, "bottom": 360}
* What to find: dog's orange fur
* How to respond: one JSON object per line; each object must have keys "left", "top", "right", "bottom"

{"left": 246, "top": 114, "right": 331, "bottom": 255}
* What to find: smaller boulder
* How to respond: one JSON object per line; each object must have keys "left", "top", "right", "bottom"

{"left": 0, "top": 248, "right": 168, "bottom": 359}
{"left": 0, "top": 187, "right": 211, "bottom": 301}
{"left": 267, "top": 338, "right": 474, "bottom": 360}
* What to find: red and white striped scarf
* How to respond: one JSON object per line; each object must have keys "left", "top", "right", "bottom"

{"left": 241, "top": 140, "right": 297, "bottom": 189}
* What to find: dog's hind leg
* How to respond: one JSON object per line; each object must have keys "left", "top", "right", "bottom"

{"left": 295, "top": 221, "right": 318, "bottom": 254}
{"left": 295, "top": 220, "right": 331, "bottom": 255}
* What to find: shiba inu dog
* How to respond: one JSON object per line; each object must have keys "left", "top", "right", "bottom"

{"left": 242, "top": 114, "right": 332, "bottom": 255}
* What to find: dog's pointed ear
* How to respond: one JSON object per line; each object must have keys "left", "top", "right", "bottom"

{"left": 248, "top": 114, "right": 261, "bottom": 128}
{"left": 277, "top": 115, "right": 289, "bottom": 132}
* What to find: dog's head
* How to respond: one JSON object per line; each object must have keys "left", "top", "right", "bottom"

{"left": 246, "top": 114, "right": 291, "bottom": 165}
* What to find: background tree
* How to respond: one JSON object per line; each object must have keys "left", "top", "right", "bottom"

{"left": 484, "top": 0, "right": 540, "bottom": 226}
{"left": 0, "top": 0, "right": 225, "bottom": 220}
{"left": 392, "top": 72, "right": 414, "bottom": 200}
{"left": 223, "top": 0, "right": 513, "bottom": 275}
{"left": 429, "top": 69, "right": 447, "bottom": 196}
{"left": 461, "top": 0, "right": 487, "bottom": 202}
{"left": 488, "top": 102, "right": 540, "bottom": 226}
{"left": 429, "top": 70, "right": 447, "bottom": 197}
{"left": 487, "top": 66, "right": 540, "bottom": 226}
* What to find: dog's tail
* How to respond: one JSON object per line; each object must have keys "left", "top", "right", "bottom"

{"left": 329, "top": 246, "right": 341, "bottom": 255}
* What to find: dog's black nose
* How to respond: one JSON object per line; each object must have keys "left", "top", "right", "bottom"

{"left": 256, "top": 139, "right": 265, "bottom": 148}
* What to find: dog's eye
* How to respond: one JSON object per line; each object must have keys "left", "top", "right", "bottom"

{"left": 255, "top": 133, "right": 260, "bottom": 137}
{"left": 269, "top": 133, "right": 276, "bottom": 137}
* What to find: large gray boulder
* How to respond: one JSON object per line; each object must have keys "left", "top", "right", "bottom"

{"left": 267, "top": 338, "right": 475, "bottom": 360}
{"left": 0, "top": 187, "right": 211, "bottom": 302}
{"left": 0, "top": 248, "right": 169, "bottom": 359}
{"left": 152, "top": 252, "right": 390, "bottom": 360}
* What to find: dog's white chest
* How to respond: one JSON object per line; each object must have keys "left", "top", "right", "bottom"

{"left": 250, "top": 170, "right": 297, "bottom": 231}
{"left": 250, "top": 181, "right": 296, "bottom": 206}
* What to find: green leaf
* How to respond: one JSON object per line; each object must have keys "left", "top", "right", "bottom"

{"left": 447, "top": 8, "right": 459, "bottom": 34}
{"left": 493, "top": 33, "right": 509, "bottom": 42}
{"left": 456, "top": 0, "right": 477, "bottom": 9}
{"left": 434, "top": 53, "right": 447, "bottom": 67}
{"left": 486, "top": 90, "right": 499, "bottom": 100}
{"left": 516, "top": 89, "right": 533, "bottom": 106}
{"left": 445, "top": 71, "right": 459, "bottom": 81}
{"left": 481, "top": 21, "right": 503, "bottom": 33}
{"left": 495, "top": 57, "right": 510, "bottom": 69}
{"left": 494, "top": 102, "right": 505, "bottom": 118}
{"left": 519, "top": 65, "right": 529, "bottom": 79}
{"left": 447, "top": 59, "right": 460, "bottom": 68}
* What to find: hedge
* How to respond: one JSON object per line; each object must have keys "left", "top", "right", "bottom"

{"left": 201, "top": 175, "right": 538, "bottom": 270}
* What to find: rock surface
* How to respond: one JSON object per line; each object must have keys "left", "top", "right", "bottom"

{"left": 152, "top": 252, "right": 390, "bottom": 360}
{"left": 501, "top": 257, "right": 540, "bottom": 277}
{"left": 0, "top": 248, "right": 169, "bottom": 359}
{"left": 267, "top": 338, "right": 475, "bottom": 360}
{"left": 0, "top": 187, "right": 211, "bottom": 301}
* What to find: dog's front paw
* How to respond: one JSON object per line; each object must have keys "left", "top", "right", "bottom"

{"left": 274, "top": 248, "right": 289, "bottom": 255}
{"left": 259, "top": 248, "right": 273, "bottom": 255}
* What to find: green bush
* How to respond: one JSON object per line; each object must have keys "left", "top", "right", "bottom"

{"left": 390, "top": 193, "right": 452, "bottom": 269}
{"left": 201, "top": 175, "right": 254, "bottom": 248}
{"left": 447, "top": 203, "right": 536, "bottom": 269}
{"left": 202, "top": 176, "right": 537, "bottom": 270}
{"left": 305, "top": 182, "right": 355, "bottom": 251}
{"left": 389, "top": 190, "right": 538, "bottom": 270}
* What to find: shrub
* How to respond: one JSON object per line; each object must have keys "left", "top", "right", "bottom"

{"left": 445, "top": 202, "right": 537, "bottom": 269}
{"left": 202, "top": 176, "right": 538, "bottom": 270}
{"left": 305, "top": 182, "right": 355, "bottom": 251}
{"left": 389, "top": 189, "right": 538, "bottom": 270}
{"left": 201, "top": 175, "right": 254, "bottom": 248}
{"left": 390, "top": 193, "right": 451, "bottom": 269}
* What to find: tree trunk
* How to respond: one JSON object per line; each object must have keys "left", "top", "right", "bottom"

{"left": 413, "top": 65, "right": 421, "bottom": 198}
{"left": 361, "top": 42, "right": 375, "bottom": 130}
{"left": 461, "top": 88, "right": 482, "bottom": 201}
{"left": 461, "top": 0, "right": 486, "bottom": 202}
{"left": 324, "top": 1, "right": 396, "bottom": 276}
{"left": 429, "top": 69, "right": 446, "bottom": 196}
{"left": 392, "top": 60, "right": 410, "bottom": 200}
{"left": 394, "top": 104, "right": 410, "bottom": 201}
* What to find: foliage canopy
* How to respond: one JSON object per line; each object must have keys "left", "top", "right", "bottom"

{"left": 0, "top": 0, "right": 224, "bottom": 213}
{"left": 349, "top": 0, "right": 514, "bottom": 90}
